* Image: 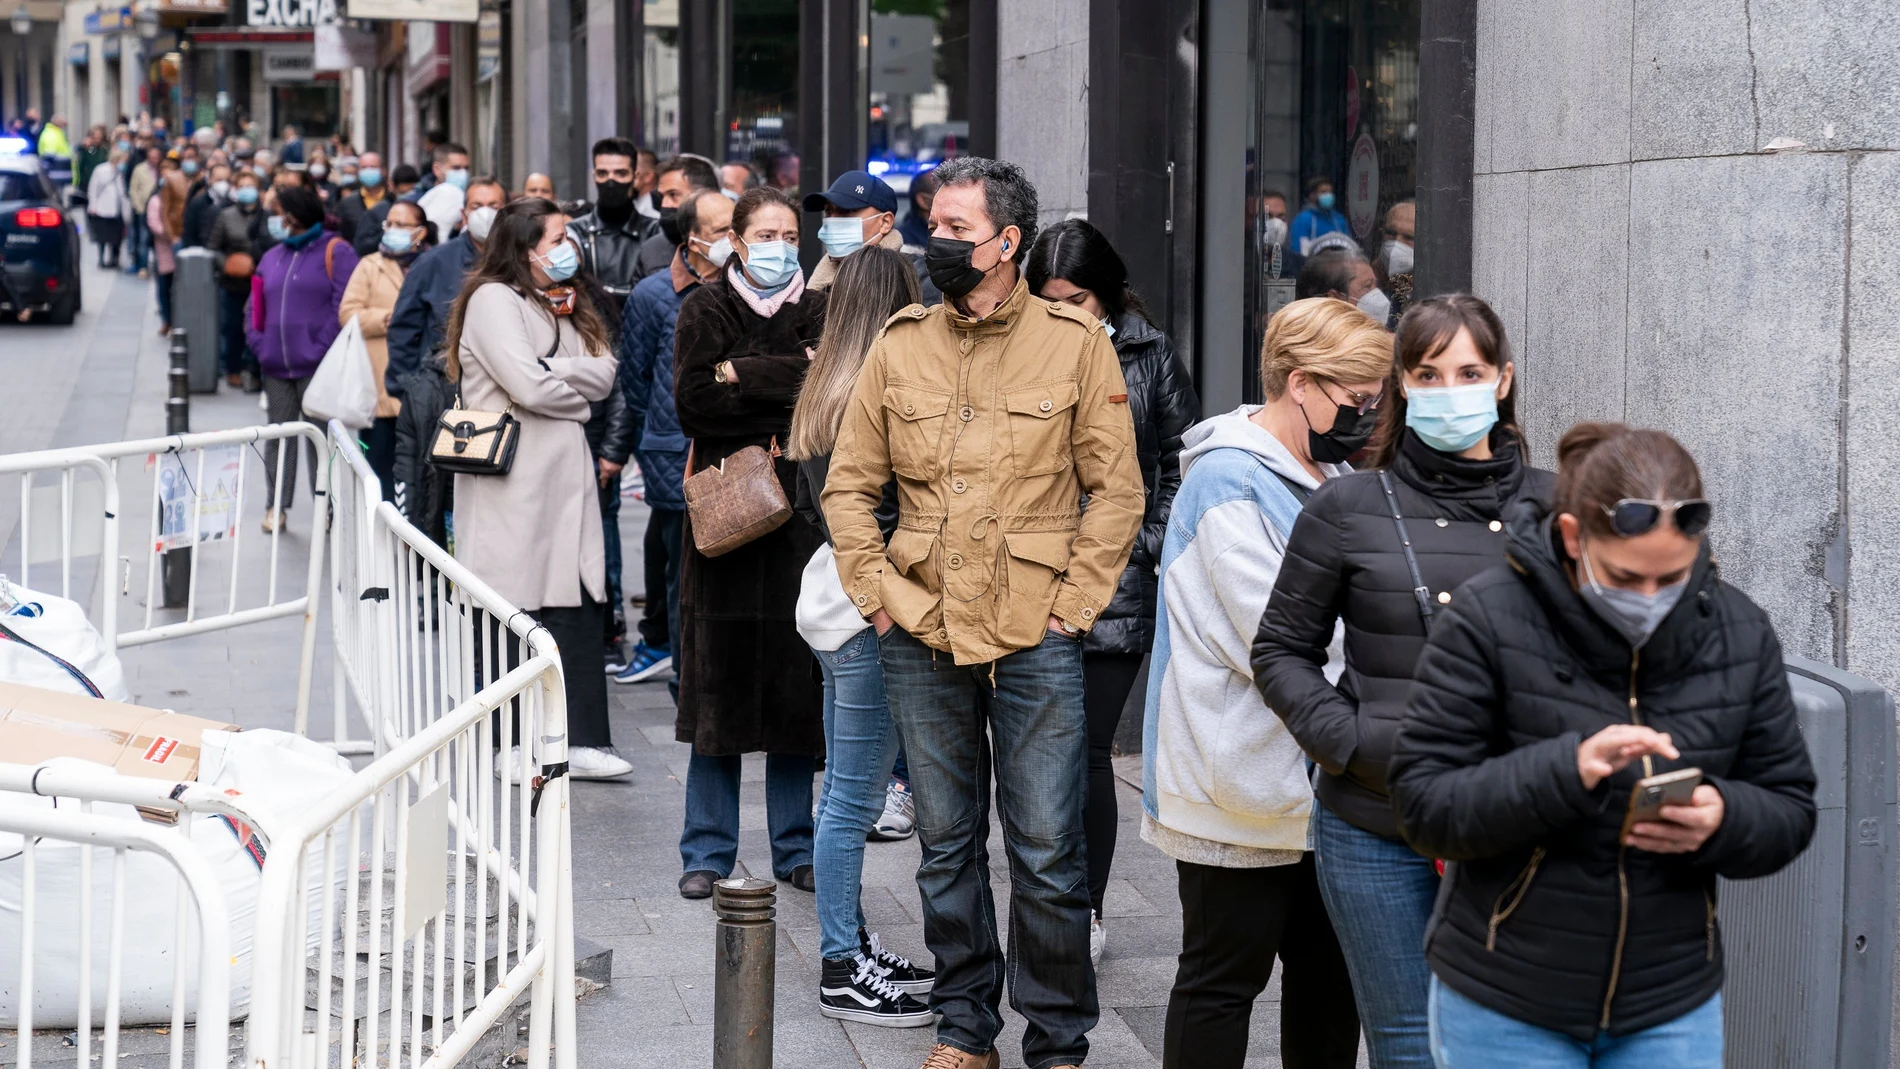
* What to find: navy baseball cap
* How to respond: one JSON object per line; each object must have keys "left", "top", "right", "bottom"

{"left": 803, "top": 170, "right": 898, "bottom": 214}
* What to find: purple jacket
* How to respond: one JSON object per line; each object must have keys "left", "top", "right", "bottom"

{"left": 246, "top": 229, "right": 359, "bottom": 380}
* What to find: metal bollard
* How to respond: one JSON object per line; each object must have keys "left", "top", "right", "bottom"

{"left": 166, "top": 329, "right": 190, "bottom": 434}
{"left": 712, "top": 877, "right": 777, "bottom": 1069}
{"left": 161, "top": 330, "right": 191, "bottom": 607}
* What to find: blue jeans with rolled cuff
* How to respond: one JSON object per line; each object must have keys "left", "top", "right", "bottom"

{"left": 813, "top": 626, "right": 902, "bottom": 960}
{"left": 879, "top": 626, "right": 1097, "bottom": 1069}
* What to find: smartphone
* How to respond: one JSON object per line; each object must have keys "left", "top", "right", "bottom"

{"left": 1620, "top": 767, "right": 1704, "bottom": 839}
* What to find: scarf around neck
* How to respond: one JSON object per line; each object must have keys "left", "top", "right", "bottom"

{"left": 541, "top": 286, "right": 577, "bottom": 316}
{"left": 729, "top": 262, "right": 804, "bottom": 318}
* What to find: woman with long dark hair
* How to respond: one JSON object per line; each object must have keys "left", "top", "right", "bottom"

{"left": 1025, "top": 217, "right": 1200, "bottom": 962}
{"left": 672, "top": 185, "right": 829, "bottom": 900}
{"left": 442, "top": 196, "right": 629, "bottom": 780}
{"left": 1390, "top": 424, "right": 1815, "bottom": 1066}
{"left": 1251, "top": 294, "right": 1553, "bottom": 1068}
{"left": 787, "top": 245, "right": 935, "bottom": 1026}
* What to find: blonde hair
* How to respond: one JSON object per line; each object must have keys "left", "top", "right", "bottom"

{"left": 787, "top": 246, "right": 920, "bottom": 460}
{"left": 1259, "top": 297, "right": 1392, "bottom": 400}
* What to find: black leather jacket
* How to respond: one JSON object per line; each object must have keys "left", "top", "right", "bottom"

{"left": 567, "top": 209, "right": 649, "bottom": 296}
{"left": 1082, "top": 313, "right": 1199, "bottom": 655}
{"left": 585, "top": 384, "right": 636, "bottom": 467}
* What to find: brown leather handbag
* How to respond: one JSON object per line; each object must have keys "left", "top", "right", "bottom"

{"left": 683, "top": 438, "right": 792, "bottom": 557}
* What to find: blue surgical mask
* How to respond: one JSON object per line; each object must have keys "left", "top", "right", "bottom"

{"left": 359, "top": 167, "right": 383, "bottom": 188}
{"left": 1102, "top": 317, "right": 1117, "bottom": 338}
{"left": 235, "top": 186, "right": 259, "bottom": 206}
{"left": 817, "top": 217, "right": 867, "bottom": 259}
{"left": 739, "top": 238, "right": 800, "bottom": 292}
{"left": 115, "top": 139, "right": 130, "bottom": 152}
{"left": 1405, "top": 380, "right": 1499, "bottom": 453}
{"left": 266, "top": 215, "right": 290, "bottom": 242}
{"left": 1317, "top": 191, "right": 1336, "bottom": 210}
{"left": 535, "top": 241, "right": 580, "bottom": 283}
{"left": 1579, "top": 544, "right": 1688, "bottom": 649}
{"left": 445, "top": 168, "right": 470, "bottom": 191}
{"left": 381, "top": 227, "right": 415, "bottom": 255}
{"left": 181, "top": 160, "right": 200, "bottom": 176}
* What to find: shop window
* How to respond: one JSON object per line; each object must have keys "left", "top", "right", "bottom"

{"left": 868, "top": 0, "right": 972, "bottom": 237}
{"left": 731, "top": 0, "right": 800, "bottom": 190}
{"left": 1245, "top": 0, "right": 1419, "bottom": 400}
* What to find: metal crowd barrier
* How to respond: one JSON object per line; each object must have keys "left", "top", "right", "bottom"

{"left": 0, "top": 423, "right": 333, "bottom": 739}
{"left": 0, "top": 422, "right": 576, "bottom": 1068}
{"left": 0, "top": 785, "right": 235, "bottom": 1069}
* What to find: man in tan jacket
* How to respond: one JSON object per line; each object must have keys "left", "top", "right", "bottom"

{"left": 822, "top": 156, "right": 1143, "bottom": 1069}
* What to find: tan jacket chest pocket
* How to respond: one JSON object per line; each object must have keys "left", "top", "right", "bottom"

{"left": 1005, "top": 387, "right": 1078, "bottom": 477}
{"left": 883, "top": 386, "right": 953, "bottom": 480}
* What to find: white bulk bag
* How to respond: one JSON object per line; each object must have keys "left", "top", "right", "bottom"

{"left": 302, "top": 315, "right": 378, "bottom": 430}
{"left": 0, "top": 730, "right": 354, "bottom": 1026}
{"left": 0, "top": 576, "right": 128, "bottom": 701}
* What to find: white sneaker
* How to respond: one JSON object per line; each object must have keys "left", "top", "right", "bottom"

{"left": 1089, "top": 913, "right": 1106, "bottom": 965}
{"left": 567, "top": 745, "right": 633, "bottom": 780}
{"left": 495, "top": 746, "right": 523, "bottom": 784}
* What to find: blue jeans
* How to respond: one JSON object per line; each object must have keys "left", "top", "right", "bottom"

{"left": 813, "top": 627, "right": 901, "bottom": 960}
{"left": 880, "top": 627, "right": 1097, "bottom": 1069}
{"left": 1428, "top": 978, "right": 1721, "bottom": 1068}
{"left": 678, "top": 749, "right": 815, "bottom": 879}
{"left": 1312, "top": 799, "right": 1438, "bottom": 1069}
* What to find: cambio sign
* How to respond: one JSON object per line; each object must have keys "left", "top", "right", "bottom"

{"left": 246, "top": 0, "right": 338, "bottom": 27}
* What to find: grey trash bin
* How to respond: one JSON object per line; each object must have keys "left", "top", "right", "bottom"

{"left": 1720, "top": 655, "right": 1895, "bottom": 1068}
{"left": 171, "top": 248, "right": 220, "bottom": 393}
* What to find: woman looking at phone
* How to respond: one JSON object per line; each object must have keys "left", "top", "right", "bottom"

{"left": 1388, "top": 422, "right": 1816, "bottom": 1067}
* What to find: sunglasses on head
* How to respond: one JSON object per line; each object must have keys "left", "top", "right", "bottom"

{"left": 1603, "top": 498, "right": 1712, "bottom": 538}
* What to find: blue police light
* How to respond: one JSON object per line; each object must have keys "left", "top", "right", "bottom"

{"left": 0, "top": 137, "right": 31, "bottom": 156}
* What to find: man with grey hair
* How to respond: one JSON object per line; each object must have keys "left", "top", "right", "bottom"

{"left": 822, "top": 156, "right": 1143, "bottom": 1069}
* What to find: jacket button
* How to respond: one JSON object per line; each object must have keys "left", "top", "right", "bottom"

{"left": 904, "top": 403, "right": 915, "bottom": 415}
{"left": 952, "top": 478, "right": 967, "bottom": 493}
{"left": 1081, "top": 607, "right": 1095, "bottom": 619}
{"left": 960, "top": 405, "right": 974, "bottom": 422}
{"left": 855, "top": 595, "right": 867, "bottom": 606}
{"left": 1039, "top": 399, "right": 1053, "bottom": 412}
{"left": 1434, "top": 518, "right": 1449, "bottom": 528}
{"left": 947, "top": 553, "right": 963, "bottom": 569}
{"left": 1437, "top": 591, "right": 1452, "bottom": 605}
{"left": 1489, "top": 520, "right": 1503, "bottom": 532}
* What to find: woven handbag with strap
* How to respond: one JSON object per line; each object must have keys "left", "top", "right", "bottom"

{"left": 428, "top": 320, "right": 563, "bottom": 477}
{"left": 683, "top": 437, "right": 792, "bottom": 557}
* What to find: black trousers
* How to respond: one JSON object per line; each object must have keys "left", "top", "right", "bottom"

{"left": 1164, "top": 856, "right": 1360, "bottom": 1069}
{"left": 481, "top": 586, "right": 612, "bottom": 750}
{"left": 1083, "top": 651, "right": 1144, "bottom": 915}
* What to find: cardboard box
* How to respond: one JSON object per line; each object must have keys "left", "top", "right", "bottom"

{"left": 0, "top": 681, "right": 237, "bottom": 788}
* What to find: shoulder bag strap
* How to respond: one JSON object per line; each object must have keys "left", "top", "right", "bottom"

{"left": 1378, "top": 470, "right": 1436, "bottom": 629}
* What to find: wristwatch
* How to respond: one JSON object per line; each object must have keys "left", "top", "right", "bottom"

{"left": 713, "top": 361, "right": 734, "bottom": 384}
{"left": 1057, "top": 618, "right": 1080, "bottom": 635}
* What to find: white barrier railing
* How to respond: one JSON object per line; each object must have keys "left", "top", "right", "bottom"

{"left": 0, "top": 795, "right": 233, "bottom": 1069}
{"left": 0, "top": 423, "right": 332, "bottom": 732}
{"left": 0, "top": 422, "right": 574, "bottom": 1068}
{"left": 248, "top": 486, "right": 576, "bottom": 1069}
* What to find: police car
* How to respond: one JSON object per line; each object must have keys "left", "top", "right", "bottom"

{"left": 0, "top": 138, "right": 81, "bottom": 324}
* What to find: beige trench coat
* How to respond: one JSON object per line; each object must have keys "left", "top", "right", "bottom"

{"left": 451, "top": 282, "right": 617, "bottom": 612}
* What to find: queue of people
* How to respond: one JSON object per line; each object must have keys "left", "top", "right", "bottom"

{"left": 160, "top": 122, "right": 1819, "bottom": 1069}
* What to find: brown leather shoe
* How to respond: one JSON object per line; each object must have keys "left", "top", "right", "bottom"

{"left": 919, "top": 1044, "right": 1000, "bottom": 1069}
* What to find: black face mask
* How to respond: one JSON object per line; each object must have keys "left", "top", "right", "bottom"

{"left": 925, "top": 232, "right": 1003, "bottom": 299}
{"left": 658, "top": 206, "right": 683, "bottom": 246}
{"left": 1304, "top": 402, "right": 1377, "bottom": 464}
{"left": 596, "top": 178, "right": 634, "bottom": 219}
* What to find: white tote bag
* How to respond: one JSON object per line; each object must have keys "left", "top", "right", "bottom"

{"left": 302, "top": 315, "right": 377, "bottom": 429}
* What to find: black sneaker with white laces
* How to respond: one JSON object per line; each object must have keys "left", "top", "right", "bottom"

{"left": 818, "top": 953, "right": 935, "bottom": 1028}
{"left": 860, "top": 927, "right": 935, "bottom": 995}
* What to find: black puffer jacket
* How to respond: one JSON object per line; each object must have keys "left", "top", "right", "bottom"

{"left": 1388, "top": 500, "right": 1815, "bottom": 1040}
{"left": 1082, "top": 313, "right": 1199, "bottom": 655}
{"left": 1252, "top": 428, "right": 1554, "bottom": 837}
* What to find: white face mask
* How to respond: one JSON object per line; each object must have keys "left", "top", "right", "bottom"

{"left": 1383, "top": 240, "right": 1415, "bottom": 275}
{"left": 1357, "top": 287, "right": 1392, "bottom": 324}
{"left": 702, "top": 235, "right": 734, "bottom": 268}
{"left": 465, "top": 205, "right": 498, "bottom": 243}
{"left": 1263, "top": 217, "right": 1288, "bottom": 248}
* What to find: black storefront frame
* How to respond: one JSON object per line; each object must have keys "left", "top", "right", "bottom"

{"left": 1090, "top": 0, "right": 1475, "bottom": 411}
